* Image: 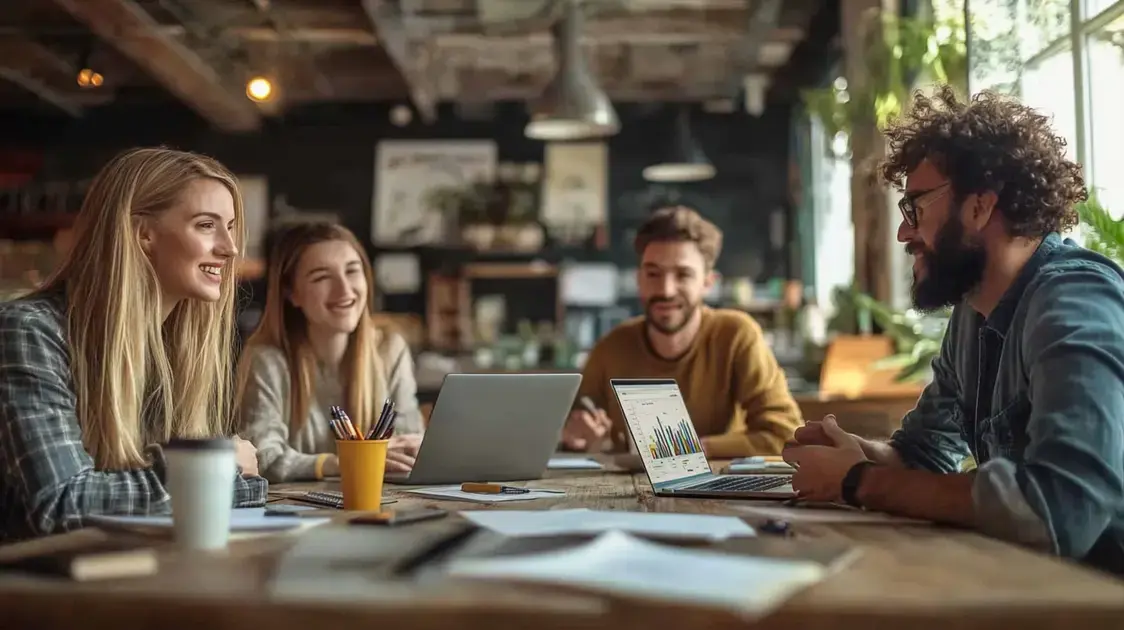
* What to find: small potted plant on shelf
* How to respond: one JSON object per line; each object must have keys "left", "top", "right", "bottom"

{"left": 426, "top": 162, "right": 544, "bottom": 252}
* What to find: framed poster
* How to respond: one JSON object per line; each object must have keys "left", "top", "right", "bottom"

{"left": 371, "top": 140, "right": 497, "bottom": 246}
{"left": 540, "top": 142, "right": 607, "bottom": 243}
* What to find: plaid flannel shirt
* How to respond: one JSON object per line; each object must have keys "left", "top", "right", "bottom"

{"left": 0, "top": 291, "right": 267, "bottom": 541}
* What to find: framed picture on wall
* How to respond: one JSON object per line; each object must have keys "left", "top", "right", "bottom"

{"left": 540, "top": 142, "right": 608, "bottom": 246}
{"left": 371, "top": 140, "right": 497, "bottom": 246}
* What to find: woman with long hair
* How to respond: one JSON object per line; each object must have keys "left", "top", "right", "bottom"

{"left": 0, "top": 147, "right": 266, "bottom": 540}
{"left": 237, "top": 221, "right": 423, "bottom": 483}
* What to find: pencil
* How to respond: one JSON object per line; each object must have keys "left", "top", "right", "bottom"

{"left": 339, "top": 408, "right": 360, "bottom": 440}
{"left": 328, "top": 407, "right": 348, "bottom": 440}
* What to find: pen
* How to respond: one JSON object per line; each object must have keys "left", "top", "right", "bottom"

{"left": 460, "top": 482, "right": 530, "bottom": 495}
{"left": 579, "top": 396, "right": 598, "bottom": 414}
{"left": 327, "top": 407, "right": 348, "bottom": 440}
{"left": 380, "top": 409, "right": 397, "bottom": 440}
{"left": 368, "top": 400, "right": 395, "bottom": 440}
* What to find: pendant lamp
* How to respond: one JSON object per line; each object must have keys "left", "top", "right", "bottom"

{"left": 642, "top": 107, "right": 715, "bottom": 182}
{"left": 524, "top": 0, "right": 619, "bottom": 141}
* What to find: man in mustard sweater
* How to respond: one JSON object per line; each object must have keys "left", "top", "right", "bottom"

{"left": 560, "top": 206, "right": 802, "bottom": 458}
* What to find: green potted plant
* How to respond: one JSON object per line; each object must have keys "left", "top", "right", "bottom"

{"left": 1076, "top": 191, "right": 1123, "bottom": 264}
{"left": 426, "top": 180, "right": 497, "bottom": 249}
{"left": 827, "top": 285, "right": 950, "bottom": 383}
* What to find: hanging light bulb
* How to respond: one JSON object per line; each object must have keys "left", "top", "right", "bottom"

{"left": 76, "top": 67, "right": 104, "bottom": 88}
{"left": 246, "top": 76, "right": 273, "bottom": 102}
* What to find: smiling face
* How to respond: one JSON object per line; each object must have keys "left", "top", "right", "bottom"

{"left": 140, "top": 178, "right": 238, "bottom": 311}
{"left": 897, "top": 159, "right": 988, "bottom": 311}
{"left": 637, "top": 240, "right": 715, "bottom": 335}
{"left": 287, "top": 240, "right": 368, "bottom": 336}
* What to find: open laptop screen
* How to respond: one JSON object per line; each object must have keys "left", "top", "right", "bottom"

{"left": 611, "top": 379, "right": 710, "bottom": 486}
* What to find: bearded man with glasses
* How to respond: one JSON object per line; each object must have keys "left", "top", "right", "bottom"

{"left": 783, "top": 85, "right": 1124, "bottom": 577}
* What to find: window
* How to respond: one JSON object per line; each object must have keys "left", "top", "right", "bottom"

{"left": 1087, "top": 0, "right": 1121, "bottom": 20}
{"left": 1021, "top": 0, "right": 1072, "bottom": 58}
{"left": 969, "top": 0, "right": 1124, "bottom": 222}
{"left": 967, "top": 0, "right": 1021, "bottom": 93}
{"left": 807, "top": 113, "right": 854, "bottom": 314}
{"left": 1020, "top": 46, "right": 1079, "bottom": 162}
{"left": 1086, "top": 12, "right": 1124, "bottom": 217}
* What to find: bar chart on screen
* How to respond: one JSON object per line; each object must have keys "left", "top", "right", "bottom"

{"left": 647, "top": 416, "right": 703, "bottom": 460}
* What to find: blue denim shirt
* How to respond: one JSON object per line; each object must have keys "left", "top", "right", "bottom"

{"left": 890, "top": 233, "right": 1124, "bottom": 575}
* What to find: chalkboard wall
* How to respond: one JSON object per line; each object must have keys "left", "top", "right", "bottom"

{"left": 0, "top": 99, "right": 797, "bottom": 309}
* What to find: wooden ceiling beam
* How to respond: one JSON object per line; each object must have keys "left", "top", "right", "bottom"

{"left": 361, "top": 0, "right": 439, "bottom": 123}
{"left": 48, "top": 0, "right": 262, "bottom": 132}
{"left": 0, "top": 35, "right": 86, "bottom": 117}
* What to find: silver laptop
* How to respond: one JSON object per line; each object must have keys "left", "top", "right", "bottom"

{"left": 386, "top": 373, "right": 582, "bottom": 485}
{"left": 611, "top": 378, "right": 796, "bottom": 500}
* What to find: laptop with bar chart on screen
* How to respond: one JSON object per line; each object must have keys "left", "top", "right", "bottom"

{"left": 610, "top": 379, "right": 796, "bottom": 500}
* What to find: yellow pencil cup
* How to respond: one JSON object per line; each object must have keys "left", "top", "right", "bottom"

{"left": 335, "top": 439, "right": 389, "bottom": 511}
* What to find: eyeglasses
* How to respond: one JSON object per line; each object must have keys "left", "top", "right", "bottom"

{"left": 898, "top": 183, "right": 950, "bottom": 228}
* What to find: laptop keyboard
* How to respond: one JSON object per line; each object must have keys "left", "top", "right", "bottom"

{"left": 682, "top": 475, "right": 790, "bottom": 493}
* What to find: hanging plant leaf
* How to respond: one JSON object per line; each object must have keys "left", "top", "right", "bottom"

{"left": 801, "top": 11, "right": 967, "bottom": 155}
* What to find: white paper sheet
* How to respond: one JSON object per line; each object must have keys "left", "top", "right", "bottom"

{"left": 446, "top": 530, "right": 824, "bottom": 617}
{"left": 87, "top": 507, "right": 332, "bottom": 532}
{"left": 731, "top": 503, "right": 931, "bottom": 526}
{"left": 461, "top": 508, "right": 755, "bottom": 540}
{"left": 547, "top": 457, "right": 604, "bottom": 470}
{"left": 404, "top": 486, "right": 567, "bottom": 503}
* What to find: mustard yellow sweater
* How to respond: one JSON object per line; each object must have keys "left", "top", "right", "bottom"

{"left": 577, "top": 307, "right": 802, "bottom": 457}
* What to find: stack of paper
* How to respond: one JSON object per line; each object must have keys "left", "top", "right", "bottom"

{"left": 87, "top": 508, "right": 332, "bottom": 536}
{"left": 445, "top": 530, "right": 825, "bottom": 617}
{"left": 546, "top": 457, "right": 604, "bottom": 471}
{"left": 460, "top": 508, "right": 756, "bottom": 540}
{"left": 404, "top": 486, "right": 567, "bottom": 503}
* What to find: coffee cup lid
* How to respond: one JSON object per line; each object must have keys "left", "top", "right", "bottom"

{"left": 166, "top": 437, "right": 235, "bottom": 451}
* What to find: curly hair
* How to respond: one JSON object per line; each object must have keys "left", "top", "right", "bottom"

{"left": 881, "top": 84, "right": 1086, "bottom": 237}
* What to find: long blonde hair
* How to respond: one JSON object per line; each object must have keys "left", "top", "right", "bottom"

{"left": 237, "top": 222, "right": 385, "bottom": 436}
{"left": 37, "top": 147, "right": 244, "bottom": 470}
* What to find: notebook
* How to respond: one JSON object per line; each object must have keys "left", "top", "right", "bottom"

{"left": 0, "top": 540, "right": 158, "bottom": 581}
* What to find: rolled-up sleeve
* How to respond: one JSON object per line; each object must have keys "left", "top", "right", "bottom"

{"left": 890, "top": 313, "right": 973, "bottom": 473}
{"left": 977, "top": 267, "right": 1124, "bottom": 559}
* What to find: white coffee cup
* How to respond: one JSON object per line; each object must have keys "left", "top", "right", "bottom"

{"left": 165, "top": 438, "right": 237, "bottom": 551}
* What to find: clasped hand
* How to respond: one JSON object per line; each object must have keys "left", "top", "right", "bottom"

{"left": 782, "top": 415, "right": 868, "bottom": 502}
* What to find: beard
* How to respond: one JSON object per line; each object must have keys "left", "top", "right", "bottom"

{"left": 908, "top": 213, "right": 987, "bottom": 312}
{"left": 644, "top": 295, "right": 699, "bottom": 335}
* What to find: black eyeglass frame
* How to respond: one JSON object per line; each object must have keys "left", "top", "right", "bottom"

{"left": 898, "top": 182, "right": 951, "bottom": 228}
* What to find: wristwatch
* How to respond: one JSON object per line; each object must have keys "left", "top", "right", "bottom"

{"left": 841, "top": 461, "right": 875, "bottom": 508}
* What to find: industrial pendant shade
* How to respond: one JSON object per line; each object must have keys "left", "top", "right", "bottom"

{"left": 524, "top": 0, "right": 619, "bottom": 141}
{"left": 642, "top": 107, "right": 715, "bottom": 182}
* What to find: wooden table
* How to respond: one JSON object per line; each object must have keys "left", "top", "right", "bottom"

{"left": 2, "top": 461, "right": 1123, "bottom": 630}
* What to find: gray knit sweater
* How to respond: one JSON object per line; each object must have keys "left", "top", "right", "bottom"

{"left": 239, "top": 332, "right": 424, "bottom": 482}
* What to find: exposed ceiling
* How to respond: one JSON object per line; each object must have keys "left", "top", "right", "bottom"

{"left": 0, "top": 0, "right": 835, "bottom": 132}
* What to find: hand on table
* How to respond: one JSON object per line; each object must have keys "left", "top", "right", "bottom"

{"left": 385, "top": 433, "right": 423, "bottom": 473}
{"left": 560, "top": 408, "right": 612, "bottom": 452}
{"left": 783, "top": 415, "right": 868, "bottom": 502}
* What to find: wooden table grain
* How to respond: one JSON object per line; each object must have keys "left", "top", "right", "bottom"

{"left": 1, "top": 459, "right": 1122, "bottom": 630}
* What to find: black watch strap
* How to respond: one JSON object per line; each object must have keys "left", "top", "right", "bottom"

{"left": 841, "top": 461, "right": 874, "bottom": 508}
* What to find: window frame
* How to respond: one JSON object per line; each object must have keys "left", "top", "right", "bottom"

{"left": 1013, "top": 0, "right": 1124, "bottom": 170}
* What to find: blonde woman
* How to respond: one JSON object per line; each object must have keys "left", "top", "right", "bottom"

{"left": 0, "top": 147, "right": 266, "bottom": 540}
{"left": 237, "top": 222, "right": 424, "bottom": 483}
